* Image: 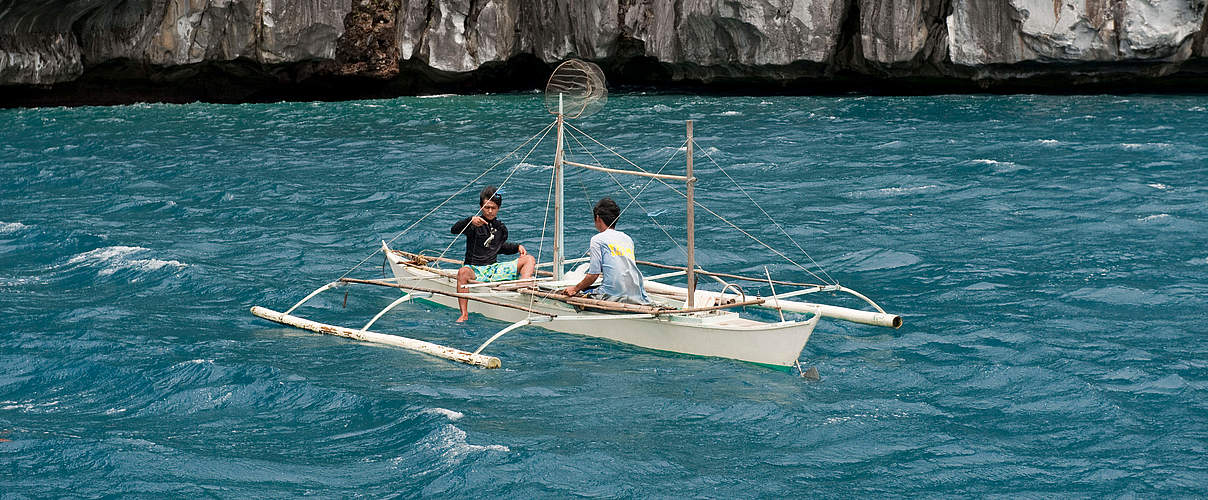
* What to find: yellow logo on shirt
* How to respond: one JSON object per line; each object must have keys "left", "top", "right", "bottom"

{"left": 607, "top": 243, "right": 635, "bottom": 261}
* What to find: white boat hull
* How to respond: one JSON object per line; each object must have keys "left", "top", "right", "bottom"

{"left": 385, "top": 251, "right": 819, "bottom": 368}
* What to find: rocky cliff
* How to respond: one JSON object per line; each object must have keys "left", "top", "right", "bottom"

{"left": 2, "top": 0, "right": 1206, "bottom": 105}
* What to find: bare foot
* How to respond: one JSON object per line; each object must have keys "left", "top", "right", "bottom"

{"left": 455, "top": 315, "right": 468, "bottom": 323}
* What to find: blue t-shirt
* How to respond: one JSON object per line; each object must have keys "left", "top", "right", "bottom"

{"left": 587, "top": 229, "right": 650, "bottom": 305}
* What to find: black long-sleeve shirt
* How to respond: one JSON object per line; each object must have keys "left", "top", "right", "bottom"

{"left": 451, "top": 216, "right": 520, "bottom": 266}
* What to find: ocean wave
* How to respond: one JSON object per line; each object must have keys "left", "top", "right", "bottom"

{"left": 0, "top": 399, "right": 61, "bottom": 412}
{"left": 1064, "top": 286, "right": 1174, "bottom": 305}
{"left": 971, "top": 159, "right": 1027, "bottom": 173}
{"left": 1120, "top": 142, "right": 1172, "bottom": 151}
{"left": 429, "top": 424, "right": 509, "bottom": 458}
{"left": 65, "top": 245, "right": 187, "bottom": 277}
{"left": 835, "top": 248, "right": 921, "bottom": 271}
{"left": 0, "top": 221, "right": 28, "bottom": 234}
{"left": 1147, "top": 183, "right": 1170, "bottom": 190}
{"left": 423, "top": 408, "right": 464, "bottom": 421}
{"left": 0, "top": 277, "right": 47, "bottom": 288}
{"left": 848, "top": 185, "right": 941, "bottom": 198}
{"left": 512, "top": 161, "right": 551, "bottom": 171}
{"left": 1138, "top": 214, "right": 1170, "bottom": 222}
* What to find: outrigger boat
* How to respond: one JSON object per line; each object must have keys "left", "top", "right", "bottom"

{"left": 251, "top": 60, "right": 901, "bottom": 372}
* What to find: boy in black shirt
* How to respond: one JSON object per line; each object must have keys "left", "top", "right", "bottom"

{"left": 451, "top": 186, "right": 535, "bottom": 322}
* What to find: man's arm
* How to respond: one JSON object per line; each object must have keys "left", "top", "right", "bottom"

{"left": 563, "top": 273, "right": 600, "bottom": 296}
{"left": 451, "top": 216, "right": 487, "bottom": 234}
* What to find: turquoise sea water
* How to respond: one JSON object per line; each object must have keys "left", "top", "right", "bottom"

{"left": 2, "top": 94, "right": 1207, "bottom": 496}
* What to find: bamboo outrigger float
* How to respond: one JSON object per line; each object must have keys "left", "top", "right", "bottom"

{"left": 251, "top": 60, "right": 901, "bottom": 373}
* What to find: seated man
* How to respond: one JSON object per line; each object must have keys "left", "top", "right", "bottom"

{"left": 562, "top": 197, "right": 650, "bottom": 305}
{"left": 451, "top": 186, "right": 535, "bottom": 322}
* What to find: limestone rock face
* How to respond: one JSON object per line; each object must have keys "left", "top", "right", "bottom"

{"left": 859, "top": 0, "right": 941, "bottom": 66}
{"left": 1, "top": 0, "right": 1207, "bottom": 93}
{"left": 619, "top": 0, "right": 846, "bottom": 65}
{"left": 130, "top": 0, "right": 343, "bottom": 65}
{"left": 947, "top": 0, "right": 1207, "bottom": 65}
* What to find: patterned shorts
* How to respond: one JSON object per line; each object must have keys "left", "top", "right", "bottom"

{"left": 468, "top": 259, "right": 519, "bottom": 282}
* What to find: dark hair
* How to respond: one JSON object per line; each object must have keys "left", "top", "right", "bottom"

{"left": 479, "top": 186, "right": 502, "bottom": 207}
{"left": 593, "top": 197, "right": 620, "bottom": 228}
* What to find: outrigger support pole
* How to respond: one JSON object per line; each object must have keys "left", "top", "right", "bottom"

{"left": 359, "top": 293, "right": 418, "bottom": 333}
{"left": 284, "top": 281, "right": 345, "bottom": 315}
{"left": 473, "top": 318, "right": 532, "bottom": 355}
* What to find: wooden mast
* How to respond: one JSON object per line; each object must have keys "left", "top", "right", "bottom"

{"left": 686, "top": 120, "right": 696, "bottom": 307}
{"left": 553, "top": 94, "right": 565, "bottom": 280}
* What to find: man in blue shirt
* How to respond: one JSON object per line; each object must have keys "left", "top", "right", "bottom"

{"left": 562, "top": 198, "right": 650, "bottom": 305}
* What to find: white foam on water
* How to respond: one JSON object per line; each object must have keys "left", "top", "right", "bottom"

{"left": 0, "top": 399, "right": 61, "bottom": 412}
{"left": 0, "top": 222, "right": 28, "bottom": 234}
{"left": 436, "top": 425, "right": 509, "bottom": 456}
{"left": 1138, "top": 214, "right": 1170, "bottom": 222}
{"left": 0, "top": 277, "right": 47, "bottom": 288}
{"left": 67, "top": 245, "right": 187, "bottom": 277}
{"left": 877, "top": 185, "right": 939, "bottom": 195}
{"left": 68, "top": 245, "right": 147, "bottom": 265}
{"left": 1148, "top": 183, "right": 1170, "bottom": 190}
{"left": 719, "top": 110, "right": 742, "bottom": 116}
{"left": 425, "top": 408, "right": 464, "bottom": 421}
{"left": 1121, "top": 142, "right": 1172, "bottom": 150}
{"left": 514, "top": 161, "right": 551, "bottom": 171}
{"left": 971, "top": 159, "right": 1010, "bottom": 166}
{"left": 418, "top": 93, "right": 457, "bottom": 98}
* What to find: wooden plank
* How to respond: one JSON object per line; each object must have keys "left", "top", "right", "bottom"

{"left": 634, "top": 259, "right": 830, "bottom": 289}
{"left": 392, "top": 249, "right": 557, "bottom": 277}
{"left": 667, "top": 298, "right": 766, "bottom": 315}
{"left": 250, "top": 306, "right": 501, "bottom": 368}
{"left": 462, "top": 277, "right": 554, "bottom": 289}
{"left": 516, "top": 287, "right": 763, "bottom": 316}
{"left": 339, "top": 278, "right": 557, "bottom": 318}
{"left": 563, "top": 159, "right": 691, "bottom": 181}
{"left": 516, "top": 287, "right": 666, "bottom": 314}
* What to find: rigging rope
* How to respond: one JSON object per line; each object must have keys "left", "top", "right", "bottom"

{"left": 527, "top": 161, "right": 559, "bottom": 316}
{"left": 564, "top": 126, "right": 688, "bottom": 259}
{"left": 564, "top": 121, "right": 835, "bottom": 286}
{"left": 434, "top": 120, "right": 556, "bottom": 264}
{"left": 337, "top": 119, "right": 556, "bottom": 280}
{"left": 693, "top": 138, "right": 836, "bottom": 285}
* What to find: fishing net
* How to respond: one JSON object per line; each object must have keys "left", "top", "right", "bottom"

{"left": 543, "top": 59, "right": 608, "bottom": 119}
